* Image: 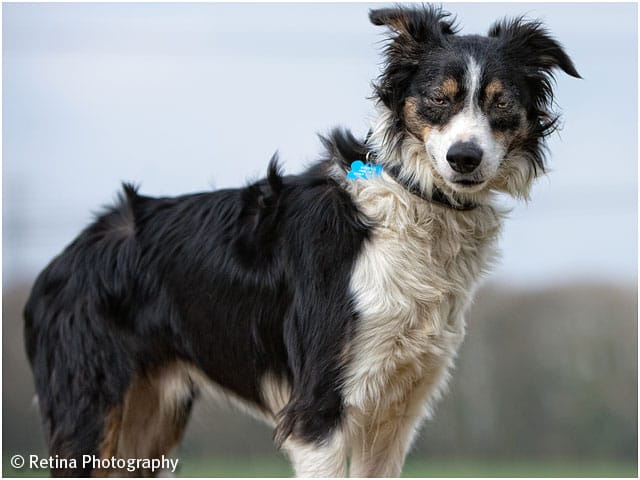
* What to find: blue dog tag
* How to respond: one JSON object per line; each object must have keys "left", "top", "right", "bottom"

{"left": 347, "top": 160, "right": 383, "bottom": 180}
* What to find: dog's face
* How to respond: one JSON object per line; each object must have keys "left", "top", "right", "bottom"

{"left": 371, "top": 7, "right": 580, "bottom": 197}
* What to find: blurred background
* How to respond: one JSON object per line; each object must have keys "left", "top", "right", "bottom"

{"left": 3, "top": 2, "right": 637, "bottom": 477}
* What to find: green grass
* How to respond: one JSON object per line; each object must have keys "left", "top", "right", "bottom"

{"left": 178, "top": 458, "right": 637, "bottom": 477}
{"left": 399, "top": 459, "right": 637, "bottom": 478}
{"left": 4, "top": 456, "right": 637, "bottom": 477}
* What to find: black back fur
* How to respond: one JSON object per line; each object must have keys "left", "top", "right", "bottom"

{"left": 24, "top": 154, "right": 370, "bottom": 471}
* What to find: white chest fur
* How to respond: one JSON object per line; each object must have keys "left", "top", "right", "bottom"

{"left": 342, "top": 175, "right": 503, "bottom": 418}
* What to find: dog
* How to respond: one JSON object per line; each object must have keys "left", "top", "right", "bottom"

{"left": 24, "top": 5, "right": 579, "bottom": 477}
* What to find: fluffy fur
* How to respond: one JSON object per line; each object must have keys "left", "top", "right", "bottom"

{"left": 24, "top": 6, "right": 579, "bottom": 477}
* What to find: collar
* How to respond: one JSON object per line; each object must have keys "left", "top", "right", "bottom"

{"left": 364, "top": 133, "right": 478, "bottom": 212}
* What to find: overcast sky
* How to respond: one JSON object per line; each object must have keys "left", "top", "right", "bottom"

{"left": 3, "top": 3, "right": 637, "bottom": 287}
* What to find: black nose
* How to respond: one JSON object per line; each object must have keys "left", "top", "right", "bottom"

{"left": 446, "top": 142, "right": 483, "bottom": 174}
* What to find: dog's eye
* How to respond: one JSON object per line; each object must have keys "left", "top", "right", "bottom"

{"left": 430, "top": 96, "right": 449, "bottom": 107}
{"left": 496, "top": 99, "right": 510, "bottom": 109}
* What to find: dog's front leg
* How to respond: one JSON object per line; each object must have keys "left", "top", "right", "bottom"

{"left": 347, "top": 375, "right": 435, "bottom": 478}
{"left": 348, "top": 412, "right": 422, "bottom": 478}
{"left": 283, "top": 429, "right": 347, "bottom": 477}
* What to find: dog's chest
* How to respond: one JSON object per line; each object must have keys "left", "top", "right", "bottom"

{"left": 342, "top": 181, "right": 501, "bottom": 411}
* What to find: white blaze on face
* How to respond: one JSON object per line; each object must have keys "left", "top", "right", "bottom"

{"left": 425, "top": 57, "right": 506, "bottom": 191}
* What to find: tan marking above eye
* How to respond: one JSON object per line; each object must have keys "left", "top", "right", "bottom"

{"left": 441, "top": 78, "right": 458, "bottom": 98}
{"left": 403, "top": 96, "right": 434, "bottom": 141}
{"left": 485, "top": 79, "right": 503, "bottom": 100}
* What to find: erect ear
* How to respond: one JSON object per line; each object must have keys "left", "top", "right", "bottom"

{"left": 489, "top": 17, "right": 581, "bottom": 78}
{"left": 369, "top": 5, "right": 457, "bottom": 43}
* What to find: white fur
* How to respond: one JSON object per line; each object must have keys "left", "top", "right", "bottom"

{"left": 283, "top": 430, "right": 347, "bottom": 477}
{"left": 425, "top": 57, "right": 506, "bottom": 192}
{"left": 157, "top": 362, "right": 196, "bottom": 415}
{"left": 346, "top": 376, "right": 438, "bottom": 477}
{"left": 260, "top": 371, "right": 291, "bottom": 417}
{"left": 338, "top": 110, "right": 506, "bottom": 476}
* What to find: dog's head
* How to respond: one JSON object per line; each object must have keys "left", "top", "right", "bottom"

{"left": 370, "top": 6, "right": 580, "bottom": 199}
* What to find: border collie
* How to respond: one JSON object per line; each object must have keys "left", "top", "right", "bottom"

{"left": 24, "top": 6, "right": 579, "bottom": 477}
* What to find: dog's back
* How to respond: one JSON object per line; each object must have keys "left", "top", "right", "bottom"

{"left": 24, "top": 155, "right": 370, "bottom": 476}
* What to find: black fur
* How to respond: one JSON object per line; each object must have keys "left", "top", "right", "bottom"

{"left": 370, "top": 5, "right": 458, "bottom": 146}
{"left": 24, "top": 153, "right": 370, "bottom": 475}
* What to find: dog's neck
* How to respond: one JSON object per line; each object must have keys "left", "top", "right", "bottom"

{"left": 363, "top": 133, "right": 477, "bottom": 212}
{"left": 367, "top": 105, "right": 494, "bottom": 211}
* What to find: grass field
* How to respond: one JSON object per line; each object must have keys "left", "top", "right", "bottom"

{"left": 4, "top": 456, "right": 637, "bottom": 477}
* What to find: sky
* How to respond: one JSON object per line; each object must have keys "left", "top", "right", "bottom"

{"left": 3, "top": 2, "right": 638, "bottom": 288}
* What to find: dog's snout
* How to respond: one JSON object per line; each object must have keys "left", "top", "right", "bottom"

{"left": 446, "top": 142, "right": 483, "bottom": 174}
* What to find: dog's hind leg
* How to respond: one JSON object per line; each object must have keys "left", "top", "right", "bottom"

{"left": 96, "top": 363, "right": 196, "bottom": 477}
{"left": 25, "top": 307, "right": 137, "bottom": 476}
{"left": 39, "top": 393, "right": 119, "bottom": 477}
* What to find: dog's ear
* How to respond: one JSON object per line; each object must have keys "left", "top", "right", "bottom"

{"left": 369, "top": 6, "right": 457, "bottom": 114}
{"left": 489, "top": 17, "right": 581, "bottom": 79}
{"left": 369, "top": 5, "right": 457, "bottom": 43}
